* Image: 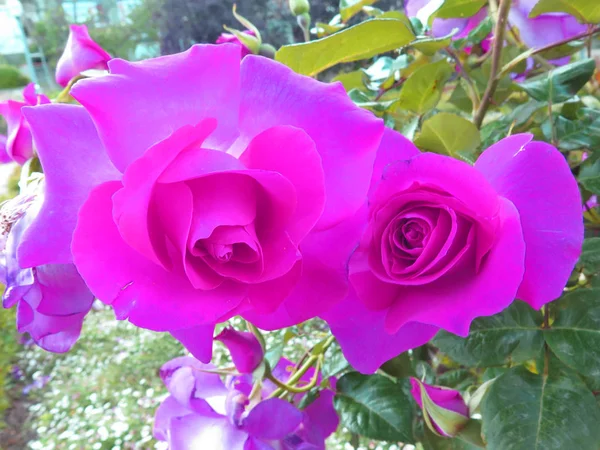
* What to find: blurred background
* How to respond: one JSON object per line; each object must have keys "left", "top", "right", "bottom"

{"left": 0, "top": 0, "right": 405, "bottom": 93}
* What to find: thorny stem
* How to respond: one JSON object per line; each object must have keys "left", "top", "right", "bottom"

{"left": 547, "top": 98, "right": 557, "bottom": 146}
{"left": 473, "top": 0, "right": 512, "bottom": 128}
{"left": 587, "top": 24, "right": 594, "bottom": 58}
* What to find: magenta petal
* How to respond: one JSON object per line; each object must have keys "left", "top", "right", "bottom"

{"left": 370, "top": 128, "right": 420, "bottom": 197}
{"left": 236, "top": 55, "right": 383, "bottom": 229}
{"left": 72, "top": 181, "right": 246, "bottom": 331}
{"left": 240, "top": 125, "right": 325, "bottom": 244}
{"left": 170, "top": 414, "right": 248, "bottom": 450}
{"left": 244, "top": 438, "right": 273, "bottom": 450}
{"left": 112, "top": 120, "right": 217, "bottom": 269}
{"left": 171, "top": 325, "right": 215, "bottom": 363}
{"left": 2, "top": 99, "right": 33, "bottom": 164}
{"left": 508, "top": 9, "right": 586, "bottom": 56}
{"left": 303, "top": 389, "right": 339, "bottom": 440}
{"left": 55, "top": 24, "right": 111, "bottom": 87}
{"left": 323, "top": 287, "right": 438, "bottom": 374}
{"left": 372, "top": 153, "right": 501, "bottom": 220}
{"left": 475, "top": 134, "right": 583, "bottom": 308}
{"left": 243, "top": 398, "right": 303, "bottom": 440}
{"left": 20, "top": 104, "right": 119, "bottom": 267}
{"left": 384, "top": 198, "right": 525, "bottom": 336}
{"left": 0, "top": 134, "right": 10, "bottom": 163}
{"left": 244, "top": 208, "right": 366, "bottom": 329}
{"left": 71, "top": 44, "right": 242, "bottom": 172}
{"left": 215, "top": 328, "right": 264, "bottom": 374}
{"left": 154, "top": 396, "right": 193, "bottom": 441}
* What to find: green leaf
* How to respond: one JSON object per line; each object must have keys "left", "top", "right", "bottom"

{"left": 412, "top": 32, "right": 455, "bottom": 55}
{"left": 580, "top": 176, "right": 600, "bottom": 196}
{"left": 334, "top": 372, "right": 414, "bottom": 442}
{"left": 434, "top": 0, "right": 487, "bottom": 19}
{"left": 395, "top": 59, "right": 453, "bottom": 114}
{"left": 433, "top": 301, "right": 544, "bottom": 367}
{"left": 437, "top": 369, "right": 477, "bottom": 391}
{"left": 579, "top": 239, "right": 600, "bottom": 270}
{"left": 545, "top": 289, "right": 600, "bottom": 378}
{"left": 414, "top": 112, "right": 481, "bottom": 158}
{"left": 530, "top": 0, "right": 600, "bottom": 24}
{"left": 275, "top": 19, "right": 415, "bottom": 77}
{"left": 422, "top": 427, "right": 484, "bottom": 450}
{"left": 339, "top": 0, "right": 378, "bottom": 21}
{"left": 332, "top": 70, "right": 367, "bottom": 91}
{"left": 519, "top": 59, "right": 596, "bottom": 104}
{"left": 481, "top": 366, "right": 600, "bottom": 450}
{"left": 541, "top": 115, "right": 600, "bottom": 151}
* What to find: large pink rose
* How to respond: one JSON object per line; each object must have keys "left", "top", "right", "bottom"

{"left": 23, "top": 44, "right": 383, "bottom": 362}
{"left": 323, "top": 133, "right": 583, "bottom": 373}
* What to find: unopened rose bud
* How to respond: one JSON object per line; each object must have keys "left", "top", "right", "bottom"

{"left": 410, "top": 378, "right": 470, "bottom": 437}
{"left": 216, "top": 328, "right": 264, "bottom": 374}
{"left": 297, "top": 12, "right": 311, "bottom": 30}
{"left": 289, "top": 0, "right": 310, "bottom": 16}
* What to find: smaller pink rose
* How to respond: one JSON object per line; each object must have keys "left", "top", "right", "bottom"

{"left": 0, "top": 83, "right": 49, "bottom": 164}
{"left": 55, "top": 24, "right": 111, "bottom": 87}
{"left": 216, "top": 30, "right": 256, "bottom": 57}
{"left": 410, "top": 378, "right": 469, "bottom": 437}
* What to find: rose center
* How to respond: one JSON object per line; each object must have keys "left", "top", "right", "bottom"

{"left": 209, "top": 243, "right": 233, "bottom": 263}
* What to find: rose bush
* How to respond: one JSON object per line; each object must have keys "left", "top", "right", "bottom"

{"left": 2, "top": 1, "right": 599, "bottom": 448}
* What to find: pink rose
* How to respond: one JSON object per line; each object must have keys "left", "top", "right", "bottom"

{"left": 23, "top": 44, "right": 383, "bottom": 362}
{"left": 323, "top": 132, "right": 582, "bottom": 373}
{"left": 410, "top": 378, "right": 469, "bottom": 437}
{"left": 216, "top": 30, "right": 257, "bottom": 58}
{"left": 0, "top": 83, "right": 49, "bottom": 164}
{"left": 55, "top": 24, "right": 111, "bottom": 87}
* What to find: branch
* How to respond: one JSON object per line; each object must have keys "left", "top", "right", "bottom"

{"left": 498, "top": 26, "right": 600, "bottom": 79}
{"left": 473, "top": 0, "right": 512, "bottom": 128}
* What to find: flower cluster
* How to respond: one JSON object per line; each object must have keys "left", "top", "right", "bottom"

{"left": 0, "top": 14, "right": 585, "bottom": 448}
{"left": 154, "top": 330, "right": 338, "bottom": 449}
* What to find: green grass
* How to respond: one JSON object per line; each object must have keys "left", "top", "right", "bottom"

{"left": 0, "top": 65, "right": 29, "bottom": 90}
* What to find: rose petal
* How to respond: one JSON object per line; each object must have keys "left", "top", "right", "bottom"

{"left": 242, "top": 398, "right": 303, "bottom": 440}
{"left": 475, "top": 134, "right": 583, "bottom": 308}
{"left": 240, "top": 125, "right": 325, "bottom": 244}
{"left": 323, "top": 287, "right": 438, "bottom": 374}
{"left": 169, "top": 414, "right": 247, "bottom": 450}
{"left": 112, "top": 119, "right": 217, "bottom": 269}
{"left": 384, "top": 198, "right": 525, "bottom": 336}
{"left": 235, "top": 55, "right": 383, "bottom": 229}
{"left": 72, "top": 181, "right": 246, "bottom": 331}
{"left": 55, "top": 24, "right": 111, "bottom": 87}
{"left": 215, "top": 328, "right": 264, "bottom": 374}
{"left": 20, "top": 104, "right": 120, "bottom": 267}
{"left": 71, "top": 44, "right": 242, "bottom": 172}
{"left": 171, "top": 325, "right": 216, "bottom": 363}
{"left": 369, "top": 128, "right": 420, "bottom": 197}
{"left": 244, "top": 207, "right": 366, "bottom": 329}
